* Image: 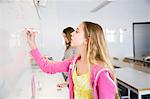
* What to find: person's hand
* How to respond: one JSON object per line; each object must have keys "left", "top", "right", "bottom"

{"left": 43, "top": 55, "right": 50, "bottom": 60}
{"left": 42, "top": 56, "right": 56, "bottom": 63}
{"left": 57, "top": 82, "right": 67, "bottom": 88}
{"left": 26, "top": 28, "right": 37, "bottom": 49}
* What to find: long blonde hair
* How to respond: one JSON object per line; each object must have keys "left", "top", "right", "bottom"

{"left": 83, "top": 22, "right": 119, "bottom": 98}
{"left": 83, "top": 21, "right": 116, "bottom": 81}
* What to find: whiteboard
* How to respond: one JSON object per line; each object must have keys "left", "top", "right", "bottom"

{"left": 0, "top": 1, "right": 40, "bottom": 99}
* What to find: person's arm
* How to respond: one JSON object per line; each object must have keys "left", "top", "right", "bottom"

{"left": 31, "top": 48, "right": 73, "bottom": 74}
{"left": 97, "top": 71, "right": 116, "bottom": 99}
{"left": 26, "top": 29, "right": 72, "bottom": 74}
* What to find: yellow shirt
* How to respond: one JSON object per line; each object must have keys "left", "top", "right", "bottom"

{"left": 72, "top": 65, "right": 94, "bottom": 99}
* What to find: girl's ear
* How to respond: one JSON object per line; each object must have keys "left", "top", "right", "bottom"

{"left": 84, "top": 38, "right": 89, "bottom": 45}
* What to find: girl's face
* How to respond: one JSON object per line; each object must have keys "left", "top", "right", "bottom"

{"left": 71, "top": 23, "right": 87, "bottom": 47}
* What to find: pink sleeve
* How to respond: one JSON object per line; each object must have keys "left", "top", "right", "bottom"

{"left": 97, "top": 71, "right": 116, "bottom": 99}
{"left": 30, "top": 48, "right": 73, "bottom": 74}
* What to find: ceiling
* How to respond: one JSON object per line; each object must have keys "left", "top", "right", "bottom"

{"left": 0, "top": 0, "right": 114, "bottom": 13}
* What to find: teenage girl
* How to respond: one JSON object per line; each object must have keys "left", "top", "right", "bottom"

{"left": 26, "top": 21, "right": 117, "bottom": 99}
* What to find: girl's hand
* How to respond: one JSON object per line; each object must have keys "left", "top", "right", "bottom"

{"left": 42, "top": 56, "right": 56, "bottom": 63}
{"left": 26, "top": 28, "right": 37, "bottom": 49}
{"left": 57, "top": 82, "right": 67, "bottom": 88}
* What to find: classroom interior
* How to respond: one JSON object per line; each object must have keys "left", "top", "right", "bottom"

{"left": 0, "top": 0, "right": 150, "bottom": 99}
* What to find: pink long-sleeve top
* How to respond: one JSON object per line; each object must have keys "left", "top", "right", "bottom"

{"left": 31, "top": 48, "right": 117, "bottom": 99}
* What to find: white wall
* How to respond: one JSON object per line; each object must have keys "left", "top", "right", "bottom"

{"left": 93, "top": 0, "right": 150, "bottom": 59}
{"left": 38, "top": 0, "right": 150, "bottom": 59}
{"left": 38, "top": 1, "right": 65, "bottom": 60}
